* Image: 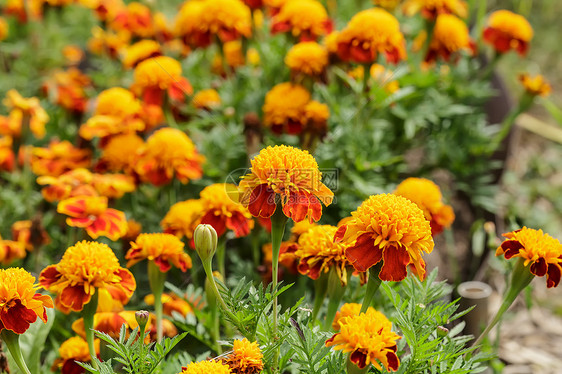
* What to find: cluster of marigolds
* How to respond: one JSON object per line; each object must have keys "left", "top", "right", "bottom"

{"left": 0, "top": 0, "right": 559, "bottom": 373}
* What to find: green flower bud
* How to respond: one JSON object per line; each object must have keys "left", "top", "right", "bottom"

{"left": 135, "top": 310, "right": 150, "bottom": 330}
{"left": 194, "top": 224, "right": 218, "bottom": 264}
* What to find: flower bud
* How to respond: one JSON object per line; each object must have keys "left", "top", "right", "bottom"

{"left": 135, "top": 310, "right": 150, "bottom": 330}
{"left": 194, "top": 224, "right": 218, "bottom": 264}
{"left": 437, "top": 326, "right": 449, "bottom": 337}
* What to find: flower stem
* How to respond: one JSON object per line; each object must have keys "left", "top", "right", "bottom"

{"left": 82, "top": 290, "right": 99, "bottom": 370}
{"left": 311, "top": 273, "right": 329, "bottom": 322}
{"left": 216, "top": 236, "right": 226, "bottom": 278}
{"left": 270, "top": 205, "right": 288, "bottom": 374}
{"left": 148, "top": 261, "right": 167, "bottom": 343}
{"left": 0, "top": 330, "right": 31, "bottom": 374}
{"left": 360, "top": 264, "right": 383, "bottom": 313}
{"left": 324, "top": 268, "right": 347, "bottom": 330}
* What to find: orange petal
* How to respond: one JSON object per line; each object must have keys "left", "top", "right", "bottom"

{"left": 345, "top": 233, "right": 381, "bottom": 272}
{"left": 379, "top": 245, "right": 410, "bottom": 282}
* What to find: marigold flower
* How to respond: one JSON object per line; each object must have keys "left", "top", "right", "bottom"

{"left": 72, "top": 310, "right": 140, "bottom": 339}
{"left": 87, "top": 26, "right": 131, "bottom": 58}
{"left": 496, "top": 227, "right": 562, "bottom": 288}
{"left": 135, "top": 127, "right": 204, "bottom": 186}
{"left": 239, "top": 145, "right": 333, "bottom": 222}
{"left": 332, "top": 302, "right": 374, "bottom": 330}
{"left": 126, "top": 233, "right": 192, "bottom": 272}
{"left": 518, "top": 73, "right": 551, "bottom": 97}
{"left": 223, "top": 338, "right": 264, "bottom": 374}
{"left": 262, "top": 83, "right": 311, "bottom": 134}
{"left": 0, "top": 136, "right": 15, "bottom": 172}
{"left": 369, "top": 64, "right": 400, "bottom": 93}
{"left": 3, "top": 0, "right": 43, "bottom": 22}
{"left": 110, "top": 2, "right": 153, "bottom": 38}
{"left": 303, "top": 100, "right": 330, "bottom": 138}
{"left": 80, "top": 0, "right": 125, "bottom": 22}
{"left": 180, "top": 360, "right": 232, "bottom": 374}
{"left": 31, "top": 140, "right": 92, "bottom": 177}
{"left": 2, "top": 89, "right": 49, "bottom": 139}
{"left": 326, "top": 309, "right": 401, "bottom": 371}
{"left": 271, "top": 0, "right": 332, "bottom": 41}
{"left": 337, "top": 8, "right": 406, "bottom": 64}
{"left": 335, "top": 194, "right": 434, "bottom": 281}
{"left": 92, "top": 173, "right": 136, "bottom": 199}
{"left": 122, "top": 39, "right": 162, "bottom": 69}
{"left": 394, "top": 178, "right": 455, "bottom": 235}
{"left": 144, "top": 292, "right": 193, "bottom": 317}
{"left": 153, "top": 12, "right": 174, "bottom": 42}
{"left": 402, "top": 0, "right": 467, "bottom": 19}
{"left": 0, "top": 17, "right": 8, "bottom": 41}
{"left": 40, "top": 241, "right": 136, "bottom": 313}
{"left": 11, "top": 219, "right": 50, "bottom": 251}
{"left": 57, "top": 196, "right": 128, "bottom": 240}
{"left": 483, "top": 10, "right": 533, "bottom": 56}
{"left": 62, "top": 45, "right": 84, "bottom": 66}
{"left": 100, "top": 133, "right": 144, "bottom": 174}
{"left": 193, "top": 89, "right": 222, "bottom": 110}
{"left": 42, "top": 68, "right": 91, "bottom": 113}
{"left": 51, "top": 336, "right": 99, "bottom": 374}
{"left": 37, "top": 168, "right": 94, "bottom": 202}
{"left": 0, "top": 237, "right": 27, "bottom": 265}
{"left": 175, "top": 0, "right": 207, "bottom": 47}
{"left": 161, "top": 199, "right": 204, "bottom": 240}
{"left": 425, "top": 14, "right": 471, "bottom": 63}
{"left": 199, "top": 183, "right": 254, "bottom": 238}
{"left": 285, "top": 41, "right": 328, "bottom": 77}
{"left": 123, "top": 219, "right": 142, "bottom": 241}
{"left": 373, "top": 0, "right": 400, "bottom": 10}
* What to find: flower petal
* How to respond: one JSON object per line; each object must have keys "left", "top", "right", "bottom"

{"left": 345, "top": 233, "right": 382, "bottom": 272}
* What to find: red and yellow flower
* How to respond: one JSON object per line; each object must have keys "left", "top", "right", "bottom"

{"left": 37, "top": 168, "right": 94, "bottom": 202}
{"left": 87, "top": 26, "right": 131, "bottom": 58}
{"left": 402, "top": 0, "right": 468, "bottom": 19}
{"left": 126, "top": 233, "right": 192, "bottom": 272}
{"left": 326, "top": 309, "right": 401, "bottom": 371}
{"left": 0, "top": 268, "right": 53, "bottom": 334}
{"left": 161, "top": 199, "right": 204, "bottom": 241}
{"left": 57, "top": 196, "right": 128, "bottom": 240}
{"left": 11, "top": 219, "right": 50, "bottom": 251}
{"left": 144, "top": 292, "right": 193, "bottom": 317}
{"left": 0, "top": 136, "right": 15, "bottom": 172}
{"left": 223, "top": 338, "right": 264, "bottom": 374}
{"left": 0, "top": 237, "right": 26, "bottom": 265}
{"left": 92, "top": 173, "right": 136, "bottom": 199}
{"left": 42, "top": 68, "right": 91, "bottom": 113}
{"left": 193, "top": 89, "right": 222, "bottom": 110}
{"left": 483, "top": 10, "right": 533, "bottom": 56}
{"left": 394, "top": 177, "right": 455, "bottom": 235}
{"left": 518, "top": 73, "right": 551, "bottom": 97}
{"left": 180, "top": 361, "right": 232, "bottom": 374}
{"left": 496, "top": 227, "right": 562, "bottom": 288}
{"left": 271, "top": 0, "right": 332, "bottom": 41}
{"left": 40, "top": 241, "right": 136, "bottom": 313}
{"left": 51, "top": 336, "right": 99, "bottom": 374}
{"left": 332, "top": 302, "right": 374, "bottom": 331}
{"left": 239, "top": 145, "right": 333, "bottom": 222}
{"left": 110, "top": 2, "right": 154, "bottom": 38}
{"left": 2, "top": 89, "right": 49, "bottom": 139}
{"left": 122, "top": 39, "right": 162, "bottom": 69}
{"left": 99, "top": 133, "right": 144, "bottom": 174}
{"left": 31, "top": 140, "right": 92, "bottom": 177}
{"left": 285, "top": 41, "right": 328, "bottom": 78}
{"left": 335, "top": 194, "right": 434, "bottom": 281}
{"left": 262, "top": 83, "right": 311, "bottom": 134}
{"left": 425, "top": 14, "right": 472, "bottom": 63}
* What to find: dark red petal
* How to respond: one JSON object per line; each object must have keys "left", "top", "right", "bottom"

{"left": 386, "top": 350, "right": 400, "bottom": 371}
{"left": 247, "top": 184, "right": 276, "bottom": 218}
{"left": 345, "top": 233, "right": 381, "bottom": 272}
{"left": 500, "top": 240, "right": 524, "bottom": 259}
{"left": 349, "top": 350, "right": 367, "bottom": 369}
{"left": 39, "top": 265, "right": 62, "bottom": 288}
{"left": 530, "top": 257, "right": 547, "bottom": 277}
{"left": 154, "top": 256, "right": 172, "bottom": 272}
{"left": 0, "top": 300, "right": 37, "bottom": 334}
{"left": 546, "top": 263, "right": 561, "bottom": 288}
{"left": 226, "top": 212, "right": 252, "bottom": 237}
{"left": 60, "top": 285, "right": 90, "bottom": 312}
{"left": 334, "top": 225, "right": 347, "bottom": 243}
{"left": 378, "top": 245, "right": 410, "bottom": 282}
{"left": 61, "top": 359, "right": 87, "bottom": 374}
{"left": 200, "top": 211, "right": 227, "bottom": 237}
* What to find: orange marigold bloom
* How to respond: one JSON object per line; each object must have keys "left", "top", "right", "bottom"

{"left": 100, "top": 133, "right": 144, "bottom": 173}
{"left": 31, "top": 140, "right": 92, "bottom": 177}
{"left": 144, "top": 292, "right": 192, "bottom": 317}
{"left": 332, "top": 302, "right": 375, "bottom": 330}
{"left": 42, "top": 68, "right": 91, "bottom": 113}
{"left": 175, "top": 0, "right": 207, "bottom": 47}
{"left": 223, "top": 338, "right": 264, "bottom": 374}
{"left": 193, "top": 89, "right": 222, "bottom": 110}
{"left": 294, "top": 225, "right": 352, "bottom": 285}
{"left": 518, "top": 73, "right": 551, "bottom": 97}
{"left": 326, "top": 309, "right": 401, "bottom": 371}
{"left": 402, "top": 0, "right": 467, "bottom": 19}
{"left": 483, "top": 10, "right": 533, "bottom": 56}
{"left": 40, "top": 241, "right": 136, "bottom": 313}
{"left": 135, "top": 127, "right": 204, "bottom": 186}
{"left": 87, "top": 26, "right": 131, "bottom": 58}
{"left": 122, "top": 39, "right": 162, "bottom": 69}
{"left": 425, "top": 14, "right": 471, "bottom": 63}
{"left": 57, "top": 196, "right": 128, "bottom": 240}
{"left": 62, "top": 45, "right": 84, "bottom": 66}
{"left": 285, "top": 41, "right": 328, "bottom": 77}
{"left": 3, "top": 0, "right": 43, "bottom": 22}
{"left": 110, "top": 2, "right": 153, "bottom": 38}
{"left": 11, "top": 219, "right": 50, "bottom": 251}
{"left": 133, "top": 56, "right": 192, "bottom": 106}
{"left": 2, "top": 89, "right": 49, "bottom": 139}
{"left": 394, "top": 177, "right": 455, "bottom": 235}
{"left": 496, "top": 227, "right": 562, "bottom": 288}
{"left": 52, "top": 336, "right": 99, "bottom": 374}
{"left": 126, "top": 233, "right": 192, "bottom": 272}
{"left": 199, "top": 183, "right": 254, "bottom": 238}
{"left": 161, "top": 199, "right": 204, "bottom": 240}
{"left": 37, "top": 168, "right": 94, "bottom": 202}
{"left": 335, "top": 194, "right": 434, "bottom": 281}
{"left": 0, "top": 237, "right": 26, "bottom": 265}
{"left": 80, "top": 0, "right": 125, "bottom": 22}
{"left": 0, "top": 136, "right": 15, "bottom": 172}
{"left": 271, "top": 0, "right": 332, "bottom": 42}
{"left": 303, "top": 100, "right": 330, "bottom": 138}
{"left": 239, "top": 145, "right": 334, "bottom": 222}
{"left": 180, "top": 360, "right": 232, "bottom": 374}
{"left": 72, "top": 310, "right": 140, "bottom": 339}
{"left": 92, "top": 173, "right": 136, "bottom": 199}
{"left": 262, "top": 83, "right": 311, "bottom": 135}
{"left": 153, "top": 12, "right": 174, "bottom": 42}
{"left": 0, "top": 268, "right": 52, "bottom": 334}
{"left": 0, "top": 17, "right": 8, "bottom": 41}
{"left": 337, "top": 8, "right": 406, "bottom": 64}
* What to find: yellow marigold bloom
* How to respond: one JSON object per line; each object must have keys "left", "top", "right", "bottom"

{"left": 135, "top": 127, "right": 204, "bottom": 186}
{"left": 373, "top": 0, "right": 400, "bottom": 10}
{"left": 285, "top": 41, "right": 328, "bottom": 77}
{"left": 223, "top": 338, "right": 264, "bottom": 374}
{"left": 175, "top": 0, "right": 206, "bottom": 46}
{"left": 126, "top": 233, "right": 192, "bottom": 272}
{"left": 95, "top": 87, "right": 141, "bottom": 118}
{"left": 326, "top": 309, "right": 401, "bottom": 371}
{"left": 200, "top": 0, "right": 252, "bottom": 41}
{"left": 304, "top": 100, "right": 329, "bottom": 137}
{"left": 145, "top": 293, "right": 193, "bottom": 317}
{"left": 88, "top": 26, "right": 131, "bottom": 58}
{"left": 62, "top": 45, "right": 84, "bottom": 66}
{"left": 36, "top": 168, "right": 94, "bottom": 202}
{"left": 31, "top": 140, "right": 92, "bottom": 177}
{"left": 199, "top": 183, "right": 254, "bottom": 238}
{"left": 100, "top": 133, "right": 144, "bottom": 173}
{"left": 518, "top": 73, "right": 551, "bottom": 97}
{"left": 122, "top": 39, "right": 162, "bottom": 69}
{"left": 483, "top": 10, "right": 533, "bottom": 56}
{"left": 51, "top": 336, "right": 99, "bottom": 372}
{"left": 290, "top": 220, "right": 317, "bottom": 238}
{"left": 496, "top": 227, "right": 562, "bottom": 288}
{"left": 335, "top": 194, "right": 434, "bottom": 281}
{"left": 0, "top": 237, "right": 26, "bottom": 265}
{"left": 223, "top": 40, "right": 246, "bottom": 68}
{"left": 239, "top": 145, "right": 334, "bottom": 222}
{"left": 80, "top": 114, "right": 144, "bottom": 140}
{"left": 337, "top": 8, "right": 406, "bottom": 64}
{"left": 332, "top": 302, "right": 375, "bottom": 330}
{"left": 40, "top": 241, "right": 136, "bottom": 313}
{"left": 294, "top": 225, "right": 352, "bottom": 285}
{"left": 2, "top": 89, "right": 49, "bottom": 139}
{"left": 193, "top": 89, "right": 222, "bottom": 110}
{"left": 153, "top": 12, "right": 174, "bottom": 42}
{"left": 0, "top": 268, "right": 53, "bottom": 334}
{"left": 426, "top": 14, "right": 471, "bottom": 63}
{"left": 402, "top": 0, "right": 467, "bottom": 19}
{"left": 180, "top": 360, "right": 232, "bottom": 374}
{"left": 263, "top": 82, "right": 311, "bottom": 134}
{"left": 394, "top": 177, "right": 455, "bottom": 235}
{"left": 324, "top": 31, "right": 340, "bottom": 55}
{"left": 271, "top": 0, "right": 332, "bottom": 41}
{"left": 92, "top": 173, "right": 136, "bottom": 199}
{"left": 0, "top": 17, "right": 9, "bottom": 41}
{"left": 42, "top": 68, "right": 91, "bottom": 113}
{"left": 161, "top": 199, "right": 204, "bottom": 241}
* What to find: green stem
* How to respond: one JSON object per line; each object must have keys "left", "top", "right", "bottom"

{"left": 82, "top": 291, "right": 99, "bottom": 370}
{"left": 311, "top": 273, "right": 329, "bottom": 322}
{"left": 360, "top": 264, "right": 383, "bottom": 313}
{"left": 212, "top": 310, "right": 222, "bottom": 355}
{"left": 1, "top": 330, "right": 31, "bottom": 374}
{"left": 148, "top": 261, "right": 167, "bottom": 343}
{"left": 324, "top": 268, "right": 347, "bottom": 330}
{"left": 216, "top": 237, "right": 226, "bottom": 278}
{"left": 489, "top": 94, "right": 533, "bottom": 152}
{"left": 270, "top": 205, "right": 288, "bottom": 374}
